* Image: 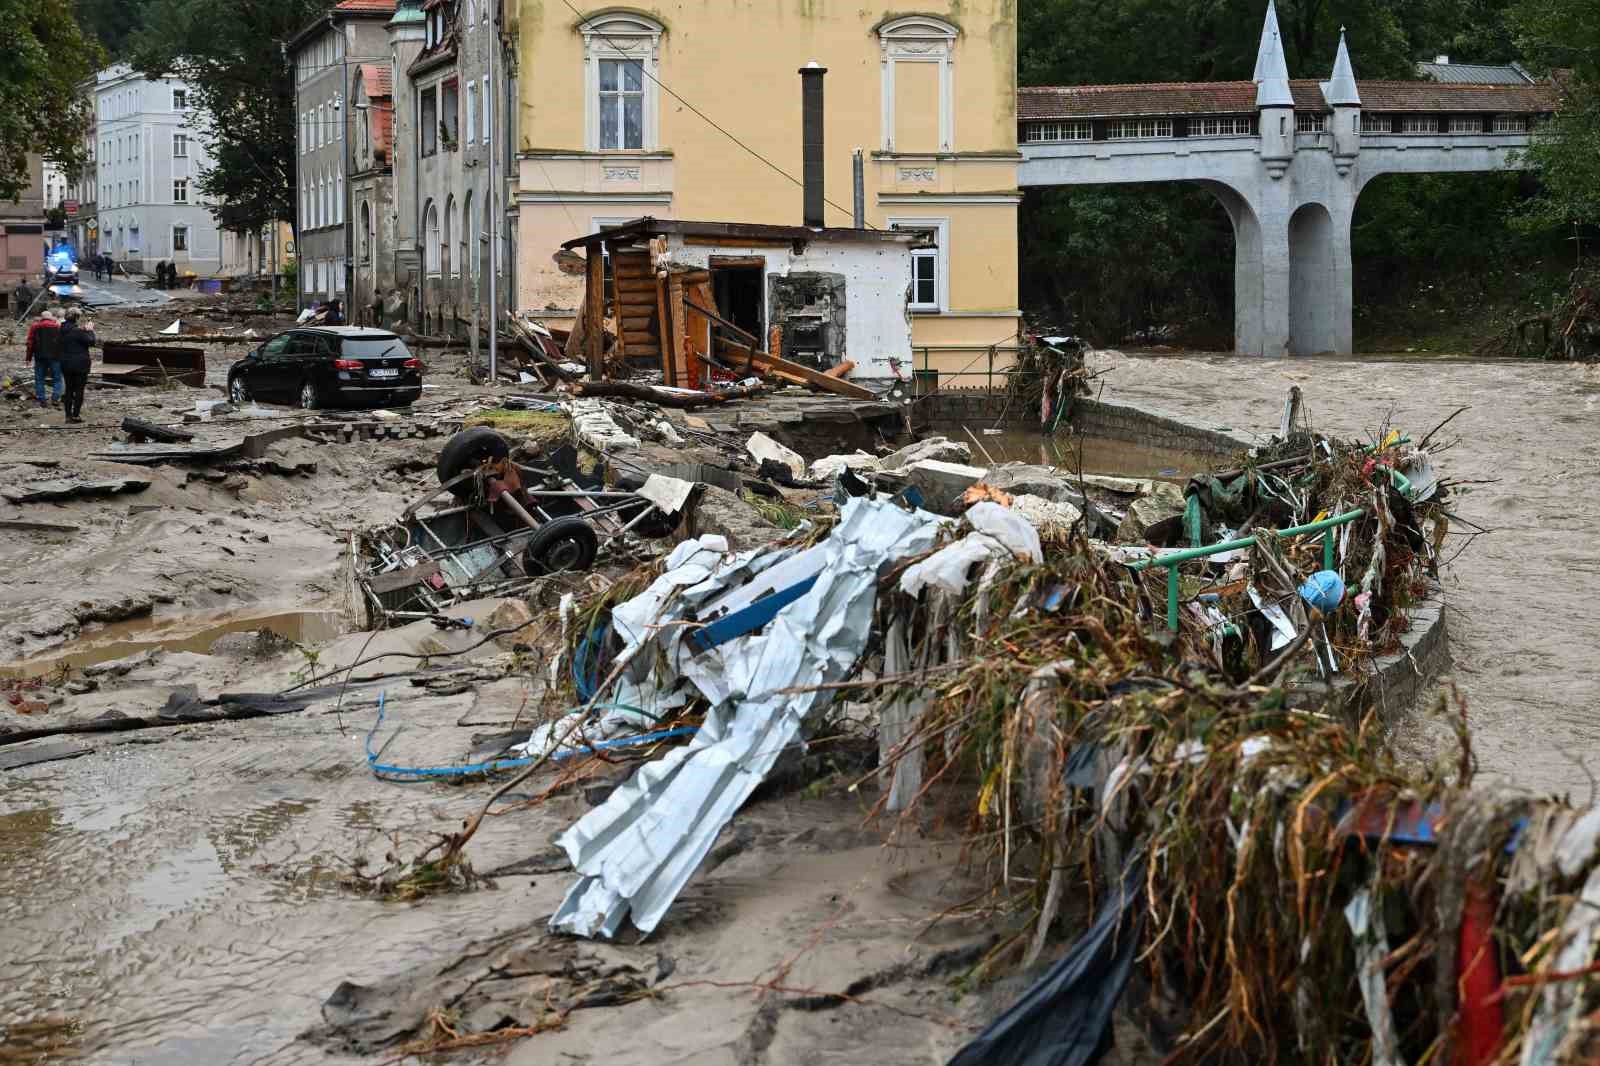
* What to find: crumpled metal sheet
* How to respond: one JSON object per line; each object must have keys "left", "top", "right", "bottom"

{"left": 549, "top": 497, "right": 944, "bottom": 939}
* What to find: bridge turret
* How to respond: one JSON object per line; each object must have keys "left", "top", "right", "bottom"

{"left": 1324, "top": 28, "right": 1362, "bottom": 175}
{"left": 1254, "top": 0, "right": 1295, "bottom": 178}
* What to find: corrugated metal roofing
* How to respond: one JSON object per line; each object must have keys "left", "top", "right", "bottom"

{"left": 1417, "top": 61, "right": 1534, "bottom": 85}
{"left": 1019, "top": 79, "right": 1559, "bottom": 120}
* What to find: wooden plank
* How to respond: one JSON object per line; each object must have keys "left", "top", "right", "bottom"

{"left": 684, "top": 297, "right": 763, "bottom": 349}
{"left": 666, "top": 273, "right": 691, "bottom": 390}
{"left": 585, "top": 248, "right": 605, "bottom": 379}
{"left": 619, "top": 314, "right": 654, "bottom": 330}
{"left": 713, "top": 337, "right": 876, "bottom": 400}
{"left": 617, "top": 291, "right": 658, "bottom": 306}
{"left": 655, "top": 274, "right": 674, "bottom": 384}
{"left": 683, "top": 235, "right": 796, "bottom": 248}
{"left": 610, "top": 247, "right": 628, "bottom": 366}
{"left": 614, "top": 279, "right": 660, "bottom": 294}
{"left": 622, "top": 331, "right": 659, "bottom": 346}
{"left": 687, "top": 280, "right": 713, "bottom": 388}
{"left": 367, "top": 560, "right": 443, "bottom": 595}
{"left": 708, "top": 255, "right": 766, "bottom": 270}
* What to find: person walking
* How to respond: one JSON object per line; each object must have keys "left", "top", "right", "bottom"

{"left": 57, "top": 310, "right": 95, "bottom": 424}
{"left": 24, "top": 308, "right": 64, "bottom": 407}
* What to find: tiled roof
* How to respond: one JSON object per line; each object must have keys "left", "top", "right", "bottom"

{"left": 1019, "top": 79, "right": 1559, "bottom": 120}
{"left": 358, "top": 63, "right": 392, "bottom": 98}
{"left": 1417, "top": 61, "right": 1534, "bottom": 85}
{"left": 334, "top": 0, "right": 397, "bottom": 13}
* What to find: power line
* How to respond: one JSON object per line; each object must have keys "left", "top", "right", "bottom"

{"left": 560, "top": 0, "right": 874, "bottom": 229}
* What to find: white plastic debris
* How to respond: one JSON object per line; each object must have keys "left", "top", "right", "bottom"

{"left": 160, "top": 318, "right": 182, "bottom": 335}
{"left": 745, "top": 431, "right": 806, "bottom": 481}
{"left": 965, "top": 501, "right": 1043, "bottom": 563}
{"left": 651, "top": 419, "right": 686, "bottom": 446}
{"left": 513, "top": 705, "right": 658, "bottom": 759}
{"left": 550, "top": 498, "right": 944, "bottom": 939}
{"left": 637, "top": 473, "right": 695, "bottom": 516}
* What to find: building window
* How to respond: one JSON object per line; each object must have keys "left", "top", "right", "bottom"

{"left": 462, "top": 190, "right": 474, "bottom": 280}
{"left": 466, "top": 0, "right": 475, "bottom": 28}
{"left": 172, "top": 87, "right": 188, "bottom": 110}
{"left": 443, "top": 195, "right": 455, "bottom": 276}
{"left": 303, "top": 262, "right": 314, "bottom": 293}
{"left": 1361, "top": 113, "right": 1390, "bottom": 134}
{"left": 465, "top": 82, "right": 478, "bottom": 143}
{"left": 335, "top": 170, "right": 344, "bottom": 225}
{"left": 1450, "top": 115, "right": 1483, "bottom": 133}
{"left": 1106, "top": 118, "right": 1174, "bottom": 139}
{"left": 482, "top": 75, "right": 490, "bottom": 144}
{"left": 878, "top": 16, "right": 958, "bottom": 154}
{"left": 172, "top": 225, "right": 188, "bottom": 252}
{"left": 1191, "top": 115, "right": 1255, "bottom": 136}
{"left": 173, "top": 133, "right": 188, "bottom": 157}
{"left": 598, "top": 60, "right": 644, "bottom": 150}
{"left": 582, "top": 14, "right": 662, "bottom": 152}
{"left": 173, "top": 178, "right": 188, "bottom": 204}
{"left": 424, "top": 200, "right": 440, "bottom": 274}
{"left": 1295, "top": 112, "right": 1327, "bottom": 133}
{"left": 889, "top": 217, "right": 949, "bottom": 313}
{"left": 441, "top": 79, "right": 460, "bottom": 148}
{"left": 335, "top": 256, "right": 345, "bottom": 293}
{"left": 1024, "top": 121, "right": 1093, "bottom": 142}
{"left": 1401, "top": 115, "right": 1439, "bottom": 134}
{"left": 360, "top": 201, "right": 371, "bottom": 262}
{"left": 420, "top": 86, "right": 438, "bottom": 156}
{"left": 1493, "top": 114, "right": 1528, "bottom": 133}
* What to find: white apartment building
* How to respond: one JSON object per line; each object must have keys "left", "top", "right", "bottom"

{"left": 94, "top": 64, "right": 223, "bottom": 274}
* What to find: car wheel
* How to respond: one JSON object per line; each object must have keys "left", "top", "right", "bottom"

{"left": 228, "top": 374, "right": 250, "bottom": 404}
{"left": 298, "top": 379, "right": 320, "bottom": 410}
{"left": 437, "top": 426, "right": 511, "bottom": 499}
{"left": 522, "top": 517, "right": 599, "bottom": 575}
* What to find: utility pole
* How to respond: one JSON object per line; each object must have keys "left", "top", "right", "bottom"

{"left": 487, "top": 0, "right": 498, "bottom": 383}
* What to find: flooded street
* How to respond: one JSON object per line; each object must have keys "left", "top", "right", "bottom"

{"left": 1092, "top": 349, "right": 1600, "bottom": 797}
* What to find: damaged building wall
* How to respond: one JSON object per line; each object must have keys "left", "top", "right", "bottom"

{"left": 664, "top": 236, "right": 913, "bottom": 382}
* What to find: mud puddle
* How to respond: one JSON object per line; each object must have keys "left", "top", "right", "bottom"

{"left": 0, "top": 610, "right": 343, "bottom": 680}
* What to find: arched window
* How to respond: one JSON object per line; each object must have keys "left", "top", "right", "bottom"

{"left": 581, "top": 12, "right": 664, "bottom": 151}
{"left": 359, "top": 201, "right": 372, "bottom": 263}
{"left": 484, "top": 193, "right": 495, "bottom": 278}
{"left": 424, "top": 200, "right": 440, "bottom": 274}
{"left": 465, "top": 0, "right": 475, "bottom": 29}
{"left": 877, "top": 16, "right": 958, "bottom": 153}
{"left": 335, "top": 170, "right": 344, "bottom": 225}
{"left": 443, "top": 195, "right": 455, "bottom": 277}
{"left": 461, "top": 190, "right": 474, "bottom": 283}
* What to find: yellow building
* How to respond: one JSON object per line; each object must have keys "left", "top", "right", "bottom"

{"left": 510, "top": 2, "right": 1020, "bottom": 384}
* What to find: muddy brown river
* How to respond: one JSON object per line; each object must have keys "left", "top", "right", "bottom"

{"left": 3, "top": 349, "right": 1596, "bottom": 1064}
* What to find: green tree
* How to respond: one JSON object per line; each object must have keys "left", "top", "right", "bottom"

{"left": 0, "top": 0, "right": 103, "bottom": 201}
{"left": 1509, "top": 0, "right": 1600, "bottom": 228}
{"left": 130, "top": 0, "right": 327, "bottom": 235}
{"left": 73, "top": 0, "right": 153, "bottom": 56}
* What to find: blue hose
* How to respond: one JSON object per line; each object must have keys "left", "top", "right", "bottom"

{"left": 363, "top": 690, "right": 695, "bottom": 781}
{"left": 572, "top": 622, "right": 610, "bottom": 703}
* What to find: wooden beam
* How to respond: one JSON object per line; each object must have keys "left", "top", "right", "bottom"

{"left": 585, "top": 248, "right": 604, "bottom": 379}
{"left": 655, "top": 273, "right": 674, "bottom": 385}
{"left": 666, "top": 272, "right": 691, "bottom": 389}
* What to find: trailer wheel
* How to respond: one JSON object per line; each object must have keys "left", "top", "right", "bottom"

{"left": 523, "top": 517, "right": 599, "bottom": 575}
{"left": 620, "top": 499, "right": 683, "bottom": 539}
{"left": 437, "top": 426, "right": 511, "bottom": 499}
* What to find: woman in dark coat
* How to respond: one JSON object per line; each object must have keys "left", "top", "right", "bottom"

{"left": 57, "top": 311, "right": 96, "bottom": 423}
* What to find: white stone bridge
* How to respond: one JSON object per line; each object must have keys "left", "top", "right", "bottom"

{"left": 1017, "top": 2, "right": 1560, "bottom": 355}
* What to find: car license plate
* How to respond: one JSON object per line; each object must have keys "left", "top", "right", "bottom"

{"left": 369, "top": 368, "right": 399, "bottom": 378}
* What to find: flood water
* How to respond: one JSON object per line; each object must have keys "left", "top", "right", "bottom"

{"left": 925, "top": 423, "right": 1207, "bottom": 481}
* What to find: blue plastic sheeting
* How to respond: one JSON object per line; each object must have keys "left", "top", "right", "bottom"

{"left": 363, "top": 691, "right": 696, "bottom": 781}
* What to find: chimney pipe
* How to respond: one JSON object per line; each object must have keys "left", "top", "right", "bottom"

{"left": 852, "top": 148, "right": 865, "bottom": 229}
{"left": 800, "top": 61, "right": 827, "bottom": 229}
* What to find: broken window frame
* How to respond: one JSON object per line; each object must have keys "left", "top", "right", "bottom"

{"left": 889, "top": 216, "right": 948, "bottom": 314}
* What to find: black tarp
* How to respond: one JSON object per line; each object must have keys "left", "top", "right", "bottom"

{"left": 947, "top": 854, "right": 1147, "bottom": 1066}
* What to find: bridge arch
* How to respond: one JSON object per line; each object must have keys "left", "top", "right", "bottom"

{"left": 1289, "top": 202, "right": 1337, "bottom": 355}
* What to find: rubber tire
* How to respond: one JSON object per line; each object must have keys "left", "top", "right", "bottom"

{"left": 228, "top": 374, "right": 250, "bottom": 404}
{"left": 298, "top": 378, "right": 320, "bottom": 410}
{"left": 436, "top": 426, "right": 512, "bottom": 499}
{"left": 522, "top": 517, "right": 599, "bottom": 575}
{"left": 620, "top": 499, "right": 682, "bottom": 539}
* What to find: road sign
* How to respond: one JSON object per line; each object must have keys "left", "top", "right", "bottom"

{"left": 63, "top": 200, "right": 79, "bottom": 217}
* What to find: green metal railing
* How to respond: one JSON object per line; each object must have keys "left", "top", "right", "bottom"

{"left": 1128, "top": 438, "right": 1419, "bottom": 630}
{"left": 1129, "top": 509, "right": 1365, "bottom": 630}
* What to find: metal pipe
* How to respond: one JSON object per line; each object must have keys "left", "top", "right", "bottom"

{"left": 800, "top": 62, "right": 827, "bottom": 228}
{"left": 487, "top": 0, "right": 499, "bottom": 382}
{"left": 852, "top": 148, "right": 864, "bottom": 229}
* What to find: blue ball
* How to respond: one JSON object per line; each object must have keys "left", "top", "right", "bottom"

{"left": 1299, "top": 570, "right": 1345, "bottom": 613}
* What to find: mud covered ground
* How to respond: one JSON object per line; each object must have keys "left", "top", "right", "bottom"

{"left": 1, "top": 328, "right": 1590, "bottom": 1065}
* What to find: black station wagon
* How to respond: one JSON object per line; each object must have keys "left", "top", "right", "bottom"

{"left": 227, "top": 327, "right": 423, "bottom": 409}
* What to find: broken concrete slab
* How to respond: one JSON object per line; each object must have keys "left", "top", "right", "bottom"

{"left": 1115, "top": 481, "right": 1188, "bottom": 544}
{"left": 881, "top": 436, "right": 972, "bottom": 472}
{"left": 746, "top": 431, "right": 806, "bottom": 481}
{"left": 904, "top": 459, "right": 989, "bottom": 515}
{"left": 808, "top": 452, "right": 881, "bottom": 482}
{"left": 1, "top": 477, "right": 152, "bottom": 504}
{"left": 686, "top": 485, "right": 786, "bottom": 551}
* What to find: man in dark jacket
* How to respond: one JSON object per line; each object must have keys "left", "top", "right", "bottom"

{"left": 25, "top": 308, "right": 64, "bottom": 407}
{"left": 57, "top": 310, "right": 95, "bottom": 423}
